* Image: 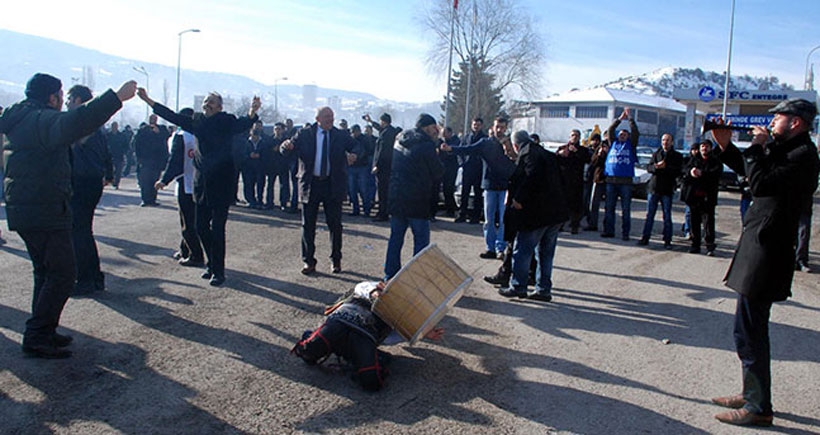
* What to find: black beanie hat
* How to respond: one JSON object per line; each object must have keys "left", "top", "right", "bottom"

{"left": 415, "top": 113, "right": 437, "bottom": 129}
{"left": 25, "top": 73, "right": 62, "bottom": 103}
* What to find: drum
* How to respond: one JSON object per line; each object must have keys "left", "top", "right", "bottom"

{"left": 372, "top": 244, "right": 472, "bottom": 345}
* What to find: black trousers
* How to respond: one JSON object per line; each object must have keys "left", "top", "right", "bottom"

{"left": 293, "top": 318, "right": 386, "bottom": 391}
{"left": 71, "top": 177, "right": 104, "bottom": 288}
{"left": 301, "top": 179, "right": 343, "bottom": 265}
{"left": 177, "top": 188, "right": 204, "bottom": 261}
{"left": 137, "top": 163, "right": 162, "bottom": 204}
{"left": 458, "top": 177, "right": 483, "bottom": 220}
{"left": 195, "top": 202, "right": 230, "bottom": 278}
{"left": 266, "top": 165, "right": 290, "bottom": 208}
{"left": 689, "top": 199, "right": 716, "bottom": 250}
{"left": 733, "top": 294, "right": 774, "bottom": 416}
{"left": 442, "top": 165, "right": 458, "bottom": 214}
{"left": 375, "top": 171, "right": 390, "bottom": 218}
{"left": 111, "top": 155, "right": 125, "bottom": 188}
{"left": 18, "top": 229, "right": 76, "bottom": 346}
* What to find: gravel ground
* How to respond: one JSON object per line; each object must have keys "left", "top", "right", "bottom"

{"left": 1, "top": 176, "right": 818, "bottom": 434}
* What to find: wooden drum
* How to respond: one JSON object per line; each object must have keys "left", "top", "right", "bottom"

{"left": 372, "top": 244, "right": 472, "bottom": 345}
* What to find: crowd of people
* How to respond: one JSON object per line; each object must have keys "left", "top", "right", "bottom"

{"left": 1, "top": 72, "right": 819, "bottom": 426}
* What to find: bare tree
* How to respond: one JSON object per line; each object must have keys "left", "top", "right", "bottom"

{"left": 420, "top": 0, "right": 545, "bottom": 100}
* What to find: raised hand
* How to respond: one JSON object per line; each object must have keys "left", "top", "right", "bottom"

{"left": 116, "top": 80, "right": 138, "bottom": 102}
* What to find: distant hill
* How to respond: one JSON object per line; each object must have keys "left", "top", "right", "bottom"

{"left": 592, "top": 66, "right": 794, "bottom": 97}
{"left": 0, "top": 29, "right": 439, "bottom": 128}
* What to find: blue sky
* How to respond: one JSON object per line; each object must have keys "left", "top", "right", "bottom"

{"left": 1, "top": 0, "right": 818, "bottom": 102}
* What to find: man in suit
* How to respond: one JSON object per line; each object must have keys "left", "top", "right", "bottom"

{"left": 281, "top": 106, "right": 361, "bottom": 275}
{"left": 137, "top": 89, "right": 260, "bottom": 286}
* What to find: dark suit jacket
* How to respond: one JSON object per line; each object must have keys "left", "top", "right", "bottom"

{"left": 286, "top": 124, "right": 362, "bottom": 203}
{"left": 153, "top": 103, "right": 257, "bottom": 207}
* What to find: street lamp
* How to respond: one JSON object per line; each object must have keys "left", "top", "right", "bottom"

{"left": 133, "top": 66, "right": 149, "bottom": 120}
{"left": 176, "top": 28, "right": 200, "bottom": 112}
{"left": 804, "top": 44, "right": 820, "bottom": 90}
{"left": 274, "top": 76, "right": 287, "bottom": 119}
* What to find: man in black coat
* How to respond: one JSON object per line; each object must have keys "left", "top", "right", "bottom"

{"left": 680, "top": 140, "right": 722, "bottom": 255}
{"left": 281, "top": 106, "right": 362, "bottom": 275}
{"left": 66, "top": 85, "right": 114, "bottom": 296}
{"left": 710, "top": 99, "right": 820, "bottom": 427}
{"left": 383, "top": 114, "right": 444, "bottom": 280}
{"left": 106, "top": 121, "right": 129, "bottom": 189}
{"left": 556, "top": 129, "right": 592, "bottom": 234}
{"left": 365, "top": 112, "right": 401, "bottom": 222}
{"left": 1, "top": 73, "right": 136, "bottom": 358}
{"left": 498, "top": 130, "right": 569, "bottom": 302}
{"left": 137, "top": 89, "right": 260, "bottom": 286}
{"left": 133, "top": 114, "right": 169, "bottom": 206}
{"left": 638, "top": 133, "right": 683, "bottom": 248}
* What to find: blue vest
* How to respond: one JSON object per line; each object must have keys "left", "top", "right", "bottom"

{"left": 604, "top": 141, "right": 635, "bottom": 178}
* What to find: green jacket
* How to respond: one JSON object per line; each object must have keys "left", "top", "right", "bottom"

{"left": 1, "top": 90, "right": 121, "bottom": 231}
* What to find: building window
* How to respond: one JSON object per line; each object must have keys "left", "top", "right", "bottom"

{"left": 575, "top": 105, "right": 608, "bottom": 119}
{"left": 541, "top": 105, "right": 569, "bottom": 118}
{"left": 637, "top": 109, "right": 658, "bottom": 124}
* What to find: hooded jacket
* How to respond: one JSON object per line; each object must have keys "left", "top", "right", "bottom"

{"left": 388, "top": 128, "right": 444, "bottom": 219}
{"left": 1, "top": 90, "right": 122, "bottom": 231}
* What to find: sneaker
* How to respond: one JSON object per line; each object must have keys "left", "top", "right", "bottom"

{"left": 483, "top": 273, "right": 510, "bottom": 287}
{"left": 498, "top": 287, "right": 528, "bottom": 298}
{"left": 664, "top": 241, "right": 672, "bottom": 250}
{"left": 479, "top": 250, "right": 497, "bottom": 259}
{"left": 797, "top": 261, "right": 812, "bottom": 273}
{"left": 496, "top": 251, "right": 505, "bottom": 260}
{"left": 706, "top": 249, "right": 715, "bottom": 257}
{"left": 527, "top": 292, "right": 552, "bottom": 302}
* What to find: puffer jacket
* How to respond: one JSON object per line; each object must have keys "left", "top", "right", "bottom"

{"left": 388, "top": 128, "right": 444, "bottom": 219}
{"left": 0, "top": 90, "right": 121, "bottom": 231}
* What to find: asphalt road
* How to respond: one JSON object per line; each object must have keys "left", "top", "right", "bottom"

{"left": 1, "top": 176, "right": 818, "bottom": 434}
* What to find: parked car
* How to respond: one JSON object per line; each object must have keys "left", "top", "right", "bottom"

{"left": 632, "top": 147, "right": 653, "bottom": 199}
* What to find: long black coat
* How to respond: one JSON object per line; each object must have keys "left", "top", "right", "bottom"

{"left": 506, "top": 142, "right": 569, "bottom": 232}
{"left": 720, "top": 132, "right": 820, "bottom": 302}
{"left": 153, "top": 103, "right": 257, "bottom": 207}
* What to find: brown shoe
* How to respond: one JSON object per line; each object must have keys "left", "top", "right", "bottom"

{"left": 711, "top": 394, "right": 746, "bottom": 409}
{"left": 301, "top": 263, "right": 316, "bottom": 275}
{"left": 714, "top": 408, "right": 773, "bottom": 427}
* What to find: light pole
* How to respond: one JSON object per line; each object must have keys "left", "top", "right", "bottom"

{"left": 804, "top": 45, "right": 820, "bottom": 90}
{"left": 133, "top": 66, "right": 149, "bottom": 120}
{"left": 176, "top": 28, "right": 200, "bottom": 112}
{"left": 274, "top": 76, "right": 287, "bottom": 120}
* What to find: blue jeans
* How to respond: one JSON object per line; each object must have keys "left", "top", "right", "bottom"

{"left": 384, "top": 215, "right": 430, "bottom": 280}
{"left": 347, "top": 166, "right": 372, "bottom": 215}
{"left": 604, "top": 183, "right": 632, "bottom": 237}
{"left": 483, "top": 189, "right": 507, "bottom": 253}
{"left": 641, "top": 193, "right": 673, "bottom": 242}
{"left": 510, "top": 223, "right": 561, "bottom": 294}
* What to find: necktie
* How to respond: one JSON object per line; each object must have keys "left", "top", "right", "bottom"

{"left": 320, "top": 130, "right": 329, "bottom": 177}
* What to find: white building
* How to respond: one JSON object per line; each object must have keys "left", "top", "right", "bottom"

{"left": 512, "top": 88, "right": 690, "bottom": 148}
